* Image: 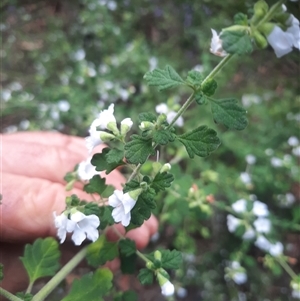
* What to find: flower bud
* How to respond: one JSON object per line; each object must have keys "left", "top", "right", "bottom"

{"left": 139, "top": 121, "right": 154, "bottom": 131}
{"left": 120, "top": 118, "right": 133, "bottom": 136}
{"left": 160, "top": 163, "right": 171, "bottom": 173}
{"left": 154, "top": 250, "right": 162, "bottom": 261}
{"left": 99, "top": 131, "right": 116, "bottom": 142}
{"left": 254, "top": 0, "right": 268, "bottom": 18}
{"left": 258, "top": 22, "right": 275, "bottom": 36}
{"left": 128, "top": 188, "right": 143, "bottom": 201}
{"left": 140, "top": 181, "right": 148, "bottom": 190}
{"left": 157, "top": 113, "right": 167, "bottom": 125}
{"left": 146, "top": 261, "right": 154, "bottom": 269}
{"left": 253, "top": 30, "right": 268, "bottom": 49}
{"left": 106, "top": 121, "right": 119, "bottom": 136}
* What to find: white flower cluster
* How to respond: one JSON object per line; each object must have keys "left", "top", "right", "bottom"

{"left": 224, "top": 261, "right": 247, "bottom": 285}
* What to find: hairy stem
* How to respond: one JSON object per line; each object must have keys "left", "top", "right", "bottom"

{"left": 0, "top": 288, "right": 23, "bottom": 301}
{"left": 276, "top": 257, "right": 298, "bottom": 280}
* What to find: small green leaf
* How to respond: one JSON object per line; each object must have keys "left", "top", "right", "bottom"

{"left": 201, "top": 79, "right": 218, "bottom": 96}
{"left": 83, "top": 175, "right": 107, "bottom": 195}
{"left": 177, "top": 126, "right": 221, "bottom": 158}
{"left": 151, "top": 172, "right": 174, "bottom": 193}
{"left": 120, "top": 253, "right": 136, "bottom": 274}
{"left": 83, "top": 202, "right": 101, "bottom": 216}
{"left": 16, "top": 292, "right": 33, "bottom": 301}
{"left": 161, "top": 249, "right": 183, "bottom": 269}
{"left": 139, "top": 112, "right": 157, "bottom": 122}
{"left": 234, "top": 13, "right": 248, "bottom": 25}
{"left": 98, "top": 206, "right": 115, "bottom": 230}
{"left": 106, "top": 148, "right": 124, "bottom": 164}
{"left": 87, "top": 236, "right": 119, "bottom": 267}
{"left": 221, "top": 30, "right": 253, "bottom": 55}
{"left": 144, "top": 65, "right": 185, "bottom": 91}
{"left": 20, "top": 238, "right": 60, "bottom": 284}
{"left": 119, "top": 239, "right": 137, "bottom": 257}
{"left": 152, "top": 128, "right": 176, "bottom": 145}
{"left": 186, "top": 70, "right": 203, "bottom": 87}
{"left": 138, "top": 268, "right": 154, "bottom": 285}
{"left": 210, "top": 98, "right": 248, "bottom": 130}
{"left": 195, "top": 92, "right": 207, "bottom": 105}
{"left": 124, "top": 135, "right": 155, "bottom": 164}
{"left": 62, "top": 268, "right": 113, "bottom": 301}
{"left": 91, "top": 148, "right": 125, "bottom": 174}
{"left": 123, "top": 180, "right": 140, "bottom": 193}
{"left": 122, "top": 291, "right": 138, "bottom": 301}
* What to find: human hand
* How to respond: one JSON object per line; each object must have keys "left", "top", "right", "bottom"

{"left": 0, "top": 132, "right": 158, "bottom": 292}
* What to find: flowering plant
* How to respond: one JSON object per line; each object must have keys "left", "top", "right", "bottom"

{"left": 1, "top": 1, "right": 299, "bottom": 300}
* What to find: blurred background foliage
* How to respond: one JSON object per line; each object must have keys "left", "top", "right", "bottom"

{"left": 1, "top": 0, "right": 299, "bottom": 300}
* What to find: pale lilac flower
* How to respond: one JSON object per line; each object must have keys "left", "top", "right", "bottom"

{"left": 271, "top": 157, "right": 283, "bottom": 167}
{"left": 210, "top": 29, "right": 227, "bottom": 57}
{"left": 227, "top": 214, "right": 241, "bottom": 233}
{"left": 255, "top": 235, "right": 271, "bottom": 252}
{"left": 108, "top": 190, "right": 136, "bottom": 226}
{"left": 286, "top": 15, "right": 300, "bottom": 49}
{"left": 232, "top": 199, "right": 247, "bottom": 213}
{"left": 69, "top": 212, "right": 100, "bottom": 245}
{"left": 253, "top": 201, "right": 269, "bottom": 217}
{"left": 242, "top": 227, "right": 256, "bottom": 240}
{"left": 253, "top": 217, "right": 271, "bottom": 233}
{"left": 288, "top": 136, "right": 299, "bottom": 147}
{"left": 77, "top": 157, "right": 100, "bottom": 181}
{"left": 161, "top": 280, "right": 175, "bottom": 296}
{"left": 53, "top": 212, "right": 73, "bottom": 244}
{"left": 246, "top": 154, "right": 256, "bottom": 165}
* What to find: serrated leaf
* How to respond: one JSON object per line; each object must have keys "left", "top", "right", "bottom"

{"left": 152, "top": 128, "right": 176, "bottom": 145}
{"left": 161, "top": 250, "right": 183, "bottom": 269}
{"left": 221, "top": 30, "right": 253, "bottom": 55}
{"left": 210, "top": 98, "right": 248, "bottom": 130}
{"left": 234, "top": 13, "right": 248, "bottom": 25}
{"left": 195, "top": 92, "right": 207, "bottom": 105}
{"left": 138, "top": 268, "right": 154, "bottom": 285}
{"left": 144, "top": 65, "right": 185, "bottom": 91}
{"left": 177, "top": 126, "right": 221, "bottom": 158}
{"left": 91, "top": 148, "right": 125, "bottom": 174}
{"left": 119, "top": 239, "right": 137, "bottom": 256}
{"left": 62, "top": 268, "right": 113, "bottom": 301}
{"left": 124, "top": 135, "right": 155, "bottom": 164}
{"left": 87, "top": 235, "right": 119, "bottom": 267}
{"left": 106, "top": 148, "right": 124, "bottom": 164}
{"left": 151, "top": 172, "right": 174, "bottom": 193}
{"left": 123, "top": 180, "right": 140, "bottom": 193}
{"left": 201, "top": 78, "right": 218, "bottom": 96}
{"left": 83, "top": 175, "right": 107, "bottom": 195}
{"left": 16, "top": 292, "right": 33, "bottom": 301}
{"left": 83, "top": 202, "right": 101, "bottom": 216}
{"left": 120, "top": 253, "right": 136, "bottom": 274}
{"left": 139, "top": 112, "right": 157, "bottom": 122}
{"left": 98, "top": 206, "right": 115, "bottom": 230}
{"left": 20, "top": 238, "right": 60, "bottom": 284}
{"left": 186, "top": 70, "right": 203, "bottom": 87}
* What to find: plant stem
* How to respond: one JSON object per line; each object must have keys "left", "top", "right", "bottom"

{"left": 0, "top": 288, "right": 23, "bottom": 301}
{"left": 276, "top": 257, "right": 298, "bottom": 280}
{"left": 31, "top": 246, "right": 88, "bottom": 301}
{"left": 26, "top": 282, "right": 33, "bottom": 294}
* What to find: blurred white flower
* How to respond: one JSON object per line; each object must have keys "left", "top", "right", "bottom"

{"left": 241, "top": 94, "right": 261, "bottom": 107}
{"left": 253, "top": 217, "right": 271, "bottom": 233}
{"left": 72, "top": 49, "right": 86, "bottom": 61}
{"left": 77, "top": 157, "right": 100, "bottom": 180}
{"left": 53, "top": 212, "right": 72, "bottom": 244}
{"left": 161, "top": 280, "right": 175, "bottom": 296}
{"left": 232, "top": 199, "right": 247, "bottom": 213}
{"left": 240, "top": 172, "right": 252, "bottom": 185}
{"left": 210, "top": 29, "right": 227, "bottom": 57}
{"left": 19, "top": 119, "right": 30, "bottom": 130}
{"left": 1, "top": 89, "right": 11, "bottom": 101}
{"left": 288, "top": 136, "right": 299, "bottom": 146}
{"left": 108, "top": 190, "right": 136, "bottom": 226}
{"left": 57, "top": 100, "right": 70, "bottom": 112}
{"left": 271, "top": 157, "right": 283, "bottom": 167}
{"left": 265, "top": 148, "right": 274, "bottom": 156}
{"left": 227, "top": 214, "right": 241, "bottom": 233}
{"left": 255, "top": 235, "right": 271, "bottom": 251}
{"left": 225, "top": 261, "right": 247, "bottom": 285}
{"left": 252, "top": 201, "right": 269, "bottom": 217}
{"left": 291, "top": 279, "right": 300, "bottom": 299}
{"left": 177, "top": 287, "right": 188, "bottom": 298}
{"left": 242, "top": 227, "right": 256, "bottom": 240}
{"left": 293, "top": 146, "right": 300, "bottom": 157}
{"left": 107, "top": 0, "right": 117, "bottom": 10}
{"left": 149, "top": 57, "right": 158, "bottom": 70}
{"left": 155, "top": 103, "right": 184, "bottom": 127}
{"left": 120, "top": 117, "right": 133, "bottom": 136}
{"left": 246, "top": 154, "right": 256, "bottom": 165}
{"left": 269, "top": 241, "right": 283, "bottom": 257}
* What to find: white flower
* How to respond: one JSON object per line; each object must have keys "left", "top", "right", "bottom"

{"left": 291, "top": 279, "right": 300, "bottom": 299}
{"left": 77, "top": 157, "right": 100, "bottom": 180}
{"left": 242, "top": 227, "right": 256, "bottom": 240}
{"left": 108, "top": 190, "right": 136, "bottom": 227}
{"left": 69, "top": 212, "right": 100, "bottom": 245}
{"left": 54, "top": 211, "right": 100, "bottom": 245}
{"left": 155, "top": 103, "right": 184, "bottom": 127}
{"left": 225, "top": 261, "right": 247, "bottom": 285}
{"left": 288, "top": 136, "right": 299, "bottom": 146}
{"left": 246, "top": 154, "right": 256, "bottom": 165}
{"left": 252, "top": 200, "right": 269, "bottom": 217}
{"left": 286, "top": 15, "right": 300, "bottom": 49}
{"left": 227, "top": 214, "right": 241, "bottom": 233}
{"left": 210, "top": 29, "right": 227, "bottom": 57}
{"left": 72, "top": 49, "right": 86, "bottom": 61}
{"left": 255, "top": 235, "right": 271, "bottom": 251}
{"left": 253, "top": 217, "right": 271, "bottom": 233}
{"left": 57, "top": 100, "right": 70, "bottom": 112}
{"left": 120, "top": 117, "right": 133, "bottom": 136}
{"left": 85, "top": 104, "right": 116, "bottom": 152}
{"left": 240, "top": 172, "right": 252, "bottom": 185}
{"left": 233, "top": 271, "right": 247, "bottom": 285}
{"left": 177, "top": 287, "right": 188, "bottom": 298}
{"left": 232, "top": 199, "right": 247, "bottom": 213}
{"left": 293, "top": 146, "right": 300, "bottom": 157}
{"left": 271, "top": 157, "right": 283, "bottom": 167}
{"left": 269, "top": 241, "right": 283, "bottom": 257}
{"left": 161, "top": 280, "right": 175, "bottom": 296}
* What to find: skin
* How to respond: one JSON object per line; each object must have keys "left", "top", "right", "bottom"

{"left": 0, "top": 132, "right": 158, "bottom": 293}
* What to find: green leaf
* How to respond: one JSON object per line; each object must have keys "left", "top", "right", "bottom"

{"left": 148, "top": 249, "right": 182, "bottom": 270}
{"left": 114, "top": 291, "right": 138, "bottom": 301}
{"left": 234, "top": 13, "right": 248, "bottom": 25}
{"left": 138, "top": 268, "right": 154, "bottom": 285}
{"left": 201, "top": 78, "right": 218, "bottom": 96}
{"left": 87, "top": 236, "right": 119, "bottom": 267}
{"left": 177, "top": 126, "right": 221, "bottom": 158}
{"left": 123, "top": 180, "right": 140, "bottom": 193}
{"left": 120, "top": 253, "right": 136, "bottom": 274}
{"left": 221, "top": 30, "right": 253, "bottom": 55}
{"left": 119, "top": 239, "right": 137, "bottom": 257}
{"left": 91, "top": 148, "right": 125, "bottom": 174}
{"left": 139, "top": 112, "right": 157, "bottom": 122}
{"left": 83, "top": 202, "right": 101, "bottom": 216}
{"left": 210, "top": 98, "right": 248, "bottom": 130}
{"left": 62, "top": 268, "right": 113, "bottom": 301}
{"left": 83, "top": 175, "right": 107, "bottom": 195}
{"left": 20, "top": 238, "right": 60, "bottom": 284}
{"left": 144, "top": 65, "right": 185, "bottom": 91}
{"left": 16, "top": 292, "right": 33, "bottom": 301}
{"left": 195, "top": 92, "right": 207, "bottom": 105}
{"left": 186, "top": 70, "right": 203, "bottom": 87}
{"left": 99, "top": 206, "right": 115, "bottom": 230}
{"left": 151, "top": 172, "right": 174, "bottom": 193}
{"left": 124, "top": 135, "right": 155, "bottom": 164}
{"left": 152, "top": 128, "right": 176, "bottom": 145}
{"left": 106, "top": 148, "right": 124, "bottom": 164}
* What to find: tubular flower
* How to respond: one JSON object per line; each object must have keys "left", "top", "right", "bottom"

{"left": 210, "top": 29, "right": 227, "bottom": 57}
